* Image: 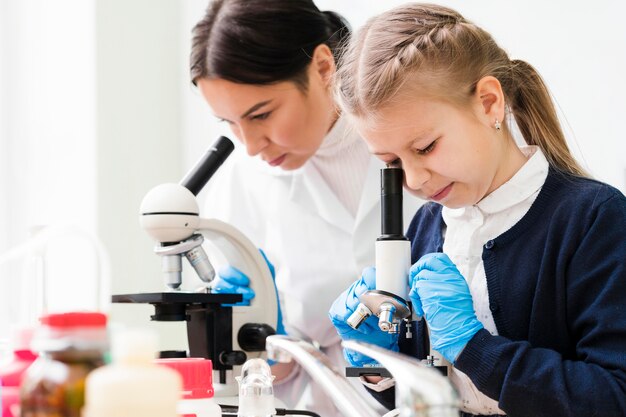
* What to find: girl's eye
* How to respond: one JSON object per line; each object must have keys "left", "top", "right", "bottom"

{"left": 387, "top": 158, "right": 402, "bottom": 168}
{"left": 416, "top": 140, "right": 437, "bottom": 155}
{"left": 250, "top": 111, "right": 272, "bottom": 121}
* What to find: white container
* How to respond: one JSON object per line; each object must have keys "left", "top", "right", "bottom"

{"left": 83, "top": 329, "right": 182, "bottom": 417}
{"left": 179, "top": 397, "right": 222, "bottom": 417}
{"left": 155, "top": 357, "right": 221, "bottom": 417}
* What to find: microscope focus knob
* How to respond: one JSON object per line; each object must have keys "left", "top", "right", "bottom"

{"left": 219, "top": 350, "right": 247, "bottom": 366}
{"left": 238, "top": 323, "right": 276, "bottom": 352}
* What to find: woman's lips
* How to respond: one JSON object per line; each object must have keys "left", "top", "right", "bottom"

{"left": 430, "top": 183, "right": 453, "bottom": 201}
{"left": 268, "top": 154, "right": 286, "bottom": 167}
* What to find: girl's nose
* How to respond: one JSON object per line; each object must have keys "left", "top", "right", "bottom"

{"left": 404, "top": 165, "right": 430, "bottom": 192}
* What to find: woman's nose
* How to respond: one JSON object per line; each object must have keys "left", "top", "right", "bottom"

{"left": 238, "top": 126, "right": 269, "bottom": 157}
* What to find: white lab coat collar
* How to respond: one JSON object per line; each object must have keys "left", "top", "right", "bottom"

{"left": 314, "top": 115, "right": 354, "bottom": 157}
{"left": 288, "top": 154, "right": 383, "bottom": 234}
{"left": 355, "top": 157, "right": 387, "bottom": 228}
{"left": 288, "top": 115, "right": 381, "bottom": 234}
{"left": 242, "top": 115, "right": 382, "bottom": 234}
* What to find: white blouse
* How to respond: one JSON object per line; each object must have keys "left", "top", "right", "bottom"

{"left": 441, "top": 146, "right": 549, "bottom": 414}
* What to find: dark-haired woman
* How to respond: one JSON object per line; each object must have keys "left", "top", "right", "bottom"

{"left": 189, "top": 0, "right": 423, "bottom": 415}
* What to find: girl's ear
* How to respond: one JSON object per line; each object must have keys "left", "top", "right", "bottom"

{"left": 310, "top": 44, "right": 336, "bottom": 87}
{"left": 473, "top": 76, "right": 505, "bottom": 127}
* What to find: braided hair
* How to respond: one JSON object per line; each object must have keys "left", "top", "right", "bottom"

{"left": 336, "top": 3, "right": 586, "bottom": 177}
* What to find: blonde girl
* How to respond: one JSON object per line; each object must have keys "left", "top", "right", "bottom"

{"left": 330, "top": 4, "right": 626, "bottom": 417}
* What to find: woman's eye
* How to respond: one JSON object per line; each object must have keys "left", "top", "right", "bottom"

{"left": 387, "top": 158, "right": 402, "bottom": 168}
{"left": 217, "top": 118, "right": 234, "bottom": 125}
{"left": 250, "top": 111, "right": 272, "bottom": 121}
{"left": 416, "top": 140, "right": 437, "bottom": 155}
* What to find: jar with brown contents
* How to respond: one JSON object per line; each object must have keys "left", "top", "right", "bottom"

{"left": 20, "top": 312, "right": 108, "bottom": 417}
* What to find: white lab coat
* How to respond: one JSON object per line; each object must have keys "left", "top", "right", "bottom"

{"left": 203, "top": 127, "right": 423, "bottom": 416}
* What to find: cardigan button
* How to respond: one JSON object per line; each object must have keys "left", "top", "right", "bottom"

{"left": 484, "top": 240, "right": 495, "bottom": 250}
{"left": 489, "top": 303, "right": 500, "bottom": 312}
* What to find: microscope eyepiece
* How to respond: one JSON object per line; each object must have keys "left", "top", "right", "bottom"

{"left": 180, "top": 136, "right": 235, "bottom": 195}
{"left": 379, "top": 167, "right": 406, "bottom": 240}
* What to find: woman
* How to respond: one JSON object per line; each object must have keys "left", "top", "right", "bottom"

{"left": 189, "top": 1, "right": 423, "bottom": 415}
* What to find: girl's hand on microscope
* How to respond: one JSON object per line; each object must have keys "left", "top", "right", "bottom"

{"left": 329, "top": 267, "right": 399, "bottom": 366}
{"left": 409, "top": 253, "right": 483, "bottom": 364}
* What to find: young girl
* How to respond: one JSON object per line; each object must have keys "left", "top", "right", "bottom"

{"left": 189, "top": 1, "right": 422, "bottom": 415}
{"left": 330, "top": 3, "right": 626, "bottom": 417}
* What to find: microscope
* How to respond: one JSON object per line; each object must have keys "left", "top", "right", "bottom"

{"left": 347, "top": 166, "right": 412, "bottom": 333}
{"left": 344, "top": 166, "right": 414, "bottom": 379}
{"left": 345, "top": 166, "right": 447, "bottom": 378}
{"left": 112, "top": 136, "right": 279, "bottom": 397}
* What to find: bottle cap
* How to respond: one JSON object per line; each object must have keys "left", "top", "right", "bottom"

{"left": 40, "top": 312, "right": 107, "bottom": 328}
{"left": 155, "top": 358, "right": 214, "bottom": 399}
{"left": 32, "top": 311, "right": 108, "bottom": 353}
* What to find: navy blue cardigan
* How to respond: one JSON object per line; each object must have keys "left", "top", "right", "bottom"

{"left": 371, "top": 168, "right": 626, "bottom": 417}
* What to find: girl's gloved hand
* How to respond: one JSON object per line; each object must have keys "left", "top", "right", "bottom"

{"left": 409, "top": 252, "right": 484, "bottom": 364}
{"left": 213, "top": 249, "right": 285, "bottom": 335}
{"left": 329, "top": 267, "right": 399, "bottom": 366}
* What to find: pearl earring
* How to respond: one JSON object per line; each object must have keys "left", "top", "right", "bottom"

{"left": 494, "top": 119, "right": 501, "bottom": 131}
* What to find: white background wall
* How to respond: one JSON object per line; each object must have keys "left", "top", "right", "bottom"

{"left": 0, "top": 0, "right": 100, "bottom": 342}
{"left": 0, "top": 0, "right": 186, "bottom": 349}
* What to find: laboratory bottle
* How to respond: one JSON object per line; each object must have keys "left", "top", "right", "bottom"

{"left": 236, "top": 358, "right": 276, "bottom": 417}
{"left": 0, "top": 327, "right": 37, "bottom": 417}
{"left": 155, "top": 357, "right": 222, "bottom": 417}
{"left": 19, "top": 312, "right": 108, "bottom": 417}
{"left": 83, "top": 328, "right": 181, "bottom": 417}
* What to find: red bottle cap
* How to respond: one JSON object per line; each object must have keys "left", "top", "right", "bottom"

{"left": 155, "top": 358, "right": 214, "bottom": 399}
{"left": 40, "top": 312, "right": 107, "bottom": 328}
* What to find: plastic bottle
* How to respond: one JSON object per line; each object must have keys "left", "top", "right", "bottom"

{"left": 155, "top": 357, "right": 222, "bottom": 417}
{"left": 19, "top": 312, "right": 108, "bottom": 417}
{"left": 83, "top": 328, "right": 181, "bottom": 417}
{"left": 0, "top": 327, "right": 37, "bottom": 417}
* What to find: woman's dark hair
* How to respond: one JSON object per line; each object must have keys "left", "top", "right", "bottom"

{"left": 190, "top": 0, "right": 350, "bottom": 89}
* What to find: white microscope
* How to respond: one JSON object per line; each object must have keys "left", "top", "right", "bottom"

{"left": 345, "top": 166, "right": 447, "bottom": 378}
{"left": 347, "top": 167, "right": 412, "bottom": 333}
{"left": 112, "top": 136, "right": 279, "bottom": 397}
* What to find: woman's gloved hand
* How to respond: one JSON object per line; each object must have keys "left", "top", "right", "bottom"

{"left": 213, "top": 249, "right": 285, "bottom": 335}
{"left": 329, "top": 267, "right": 399, "bottom": 366}
{"left": 409, "top": 252, "right": 484, "bottom": 364}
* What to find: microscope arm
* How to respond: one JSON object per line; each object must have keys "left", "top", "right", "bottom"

{"left": 197, "top": 218, "right": 279, "bottom": 349}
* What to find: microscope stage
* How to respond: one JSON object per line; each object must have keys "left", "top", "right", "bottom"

{"left": 111, "top": 292, "right": 242, "bottom": 304}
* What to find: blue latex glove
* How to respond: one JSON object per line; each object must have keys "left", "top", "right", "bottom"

{"left": 409, "top": 252, "right": 484, "bottom": 364}
{"left": 213, "top": 249, "right": 285, "bottom": 335}
{"left": 329, "top": 267, "right": 399, "bottom": 367}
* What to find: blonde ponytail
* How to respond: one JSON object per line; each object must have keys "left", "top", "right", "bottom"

{"left": 505, "top": 60, "right": 587, "bottom": 176}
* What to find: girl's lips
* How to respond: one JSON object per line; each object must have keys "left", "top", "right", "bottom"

{"left": 430, "top": 183, "right": 453, "bottom": 201}
{"left": 268, "top": 154, "right": 286, "bottom": 167}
